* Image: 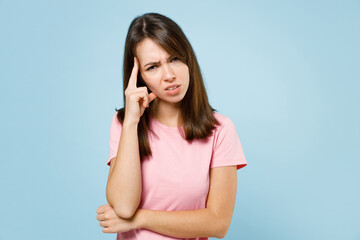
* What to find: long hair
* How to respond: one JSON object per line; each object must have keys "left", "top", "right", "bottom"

{"left": 115, "top": 12, "right": 220, "bottom": 160}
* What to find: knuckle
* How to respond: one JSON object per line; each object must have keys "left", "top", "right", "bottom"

{"left": 129, "top": 94, "right": 136, "bottom": 101}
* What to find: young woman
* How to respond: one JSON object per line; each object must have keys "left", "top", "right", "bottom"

{"left": 96, "top": 12, "right": 247, "bottom": 240}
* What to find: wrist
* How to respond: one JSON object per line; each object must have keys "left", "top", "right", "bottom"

{"left": 133, "top": 209, "right": 149, "bottom": 229}
{"left": 123, "top": 118, "right": 139, "bottom": 128}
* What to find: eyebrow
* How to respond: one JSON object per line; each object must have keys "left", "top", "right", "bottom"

{"left": 143, "top": 55, "right": 174, "bottom": 68}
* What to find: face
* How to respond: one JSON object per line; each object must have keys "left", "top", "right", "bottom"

{"left": 135, "top": 38, "right": 190, "bottom": 105}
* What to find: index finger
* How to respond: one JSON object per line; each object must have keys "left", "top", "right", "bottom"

{"left": 128, "top": 57, "right": 139, "bottom": 89}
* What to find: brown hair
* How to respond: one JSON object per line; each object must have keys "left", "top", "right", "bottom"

{"left": 115, "top": 12, "right": 220, "bottom": 160}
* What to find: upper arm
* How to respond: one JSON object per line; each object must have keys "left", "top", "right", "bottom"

{"left": 106, "top": 112, "right": 122, "bottom": 171}
{"left": 206, "top": 165, "right": 238, "bottom": 237}
{"left": 108, "top": 157, "right": 116, "bottom": 177}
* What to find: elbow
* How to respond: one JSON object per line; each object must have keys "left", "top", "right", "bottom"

{"left": 214, "top": 225, "right": 228, "bottom": 239}
{"left": 106, "top": 200, "right": 137, "bottom": 219}
{"left": 215, "top": 226, "right": 228, "bottom": 239}
{"left": 106, "top": 194, "right": 138, "bottom": 219}
{"left": 106, "top": 184, "right": 141, "bottom": 219}
{"left": 114, "top": 206, "right": 136, "bottom": 219}
{"left": 212, "top": 214, "right": 230, "bottom": 239}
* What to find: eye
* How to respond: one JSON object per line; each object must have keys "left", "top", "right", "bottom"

{"left": 171, "top": 57, "right": 180, "bottom": 62}
{"left": 146, "top": 65, "right": 157, "bottom": 71}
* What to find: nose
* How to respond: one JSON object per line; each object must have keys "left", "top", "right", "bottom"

{"left": 162, "top": 63, "right": 175, "bottom": 82}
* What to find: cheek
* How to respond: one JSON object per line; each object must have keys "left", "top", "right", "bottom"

{"left": 141, "top": 72, "right": 160, "bottom": 88}
{"left": 181, "top": 67, "right": 190, "bottom": 85}
{"left": 141, "top": 76, "right": 156, "bottom": 92}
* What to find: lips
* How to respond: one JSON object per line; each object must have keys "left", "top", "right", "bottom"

{"left": 164, "top": 85, "right": 181, "bottom": 95}
{"left": 165, "top": 84, "right": 180, "bottom": 90}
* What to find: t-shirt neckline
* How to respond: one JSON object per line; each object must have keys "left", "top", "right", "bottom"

{"left": 150, "top": 115, "right": 183, "bottom": 131}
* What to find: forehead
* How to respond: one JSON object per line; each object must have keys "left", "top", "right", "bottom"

{"left": 135, "top": 38, "right": 170, "bottom": 61}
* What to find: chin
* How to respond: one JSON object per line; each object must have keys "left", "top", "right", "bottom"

{"left": 157, "top": 95, "right": 185, "bottom": 104}
{"left": 161, "top": 98, "right": 183, "bottom": 104}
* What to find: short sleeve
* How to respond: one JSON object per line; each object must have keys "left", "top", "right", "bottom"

{"left": 210, "top": 116, "right": 247, "bottom": 170}
{"left": 107, "top": 112, "right": 122, "bottom": 166}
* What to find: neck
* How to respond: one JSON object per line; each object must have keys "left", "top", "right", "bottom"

{"left": 151, "top": 99, "right": 181, "bottom": 127}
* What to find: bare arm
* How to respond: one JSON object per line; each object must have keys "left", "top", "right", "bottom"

{"left": 101, "top": 147, "right": 239, "bottom": 238}
{"left": 133, "top": 166, "right": 237, "bottom": 239}
{"left": 105, "top": 57, "right": 157, "bottom": 219}
{"left": 106, "top": 121, "right": 142, "bottom": 219}
{"left": 135, "top": 208, "right": 224, "bottom": 238}
{"left": 98, "top": 166, "right": 237, "bottom": 238}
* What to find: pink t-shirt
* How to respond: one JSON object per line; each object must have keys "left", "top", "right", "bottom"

{"left": 107, "top": 111, "right": 247, "bottom": 240}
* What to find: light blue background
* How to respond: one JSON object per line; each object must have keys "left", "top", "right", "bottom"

{"left": 1, "top": 0, "right": 359, "bottom": 239}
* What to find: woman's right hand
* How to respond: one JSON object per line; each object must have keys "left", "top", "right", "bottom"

{"left": 124, "top": 57, "right": 157, "bottom": 125}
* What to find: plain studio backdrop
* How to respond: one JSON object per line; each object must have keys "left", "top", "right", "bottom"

{"left": 0, "top": 0, "right": 359, "bottom": 239}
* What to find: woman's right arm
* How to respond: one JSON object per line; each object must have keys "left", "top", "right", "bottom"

{"left": 106, "top": 120, "right": 142, "bottom": 219}
{"left": 106, "top": 57, "right": 157, "bottom": 219}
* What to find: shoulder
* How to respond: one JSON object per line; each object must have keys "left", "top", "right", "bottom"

{"left": 110, "top": 111, "right": 122, "bottom": 129}
{"left": 213, "top": 111, "right": 235, "bottom": 130}
{"left": 211, "top": 112, "right": 240, "bottom": 141}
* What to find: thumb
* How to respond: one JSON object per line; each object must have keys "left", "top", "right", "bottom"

{"left": 148, "top": 92, "right": 157, "bottom": 103}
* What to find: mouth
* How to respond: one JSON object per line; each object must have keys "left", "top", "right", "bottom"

{"left": 165, "top": 85, "right": 180, "bottom": 91}
{"left": 164, "top": 85, "right": 181, "bottom": 95}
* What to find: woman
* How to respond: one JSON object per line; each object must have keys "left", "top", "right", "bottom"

{"left": 96, "top": 12, "right": 247, "bottom": 239}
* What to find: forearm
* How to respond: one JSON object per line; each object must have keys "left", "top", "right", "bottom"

{"left": 135, "top": 208, "right": 225, "bottom": 239}
{"left": 106, "top": 121, "right": 142, "bottom": 218}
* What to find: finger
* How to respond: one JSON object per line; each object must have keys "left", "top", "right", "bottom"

{"left": 96, "top": 213, "right": 107, "bottom": 221}
{"left": 96, "top": 203, "right": 111, "bottom": 213}
{"left": 129, "top": 86, "right": 148, "bottom": 95}
{"left": 135, "top": 93, "right": 148, "bottom": 109}
{"left": 132, "top": 87, "right": 156, "bottom": 107}
{"left": 148, "top": 92, "right": 158, "bottom": 104}
{"left": 96, "top": 207, "right": 105, "bottom": 214}
{"left": 142, "top": 94, "right": 149, "bottom": 108}
{"left": 135, "top": 87, "right": 150, "bottom": 108}
{"left": 129, "top": 89, "right": 149, "bottom": 106}
{"left": 128, "top": 57, "right": 139, "bottom": 90}
{"left": 99, "top": 220, "right": 108, "bottom": 227}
